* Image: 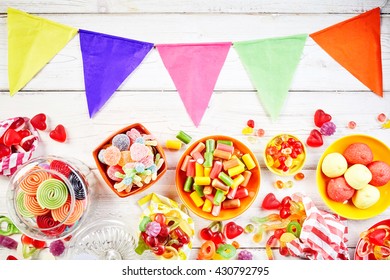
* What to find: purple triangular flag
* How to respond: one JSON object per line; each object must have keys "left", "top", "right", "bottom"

{"left": 79, "top": 29, "right": 154, "bottom": 117}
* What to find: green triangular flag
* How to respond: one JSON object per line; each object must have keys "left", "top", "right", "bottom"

{"left": 234, "top": 34, "right": 307, "bottom": 120}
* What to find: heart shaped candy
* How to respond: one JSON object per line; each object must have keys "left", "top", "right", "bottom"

{"left": 49, "top": 125, "right": 67, "bottom": 143}
{"left": 224, "top": 221, "right": 244, "bottom": 239}
{"left": 261, "top": 193, "right": 281, "bottom": 210}
{"left": 30, "top": 113, "right": 47, "bottom": 131}
{"left": 0, "top": 143, "right": 11, "bottom": 159}
{"left": 3, "top": 129, "right": 22, "bottom": 146}
{"left": 314, "top": 109, "right": 332, "bottom": 128}
{"left": 20, "top": 135, "right": 36, "bottom": 152}
{"left": 9, "top": 117, "right": 26, "bottom": 131}
{"left": 368, "top": 228, "right": 387, "bottom": 246}
{"left": 18, "top": 129, "right": 32, "bottom": 139}
{"left": 306, "top": 129, "right": 323, "bottom": 147}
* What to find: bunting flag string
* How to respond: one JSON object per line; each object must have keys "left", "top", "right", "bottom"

{"left": 310, "top": 7, "right": 383, "bottom": 97}
{"left": 234, "top": 34, "right": 307, "bottom": 121}
{"left": 79, "top": 30, "right": 154, "bottom": 118}
{"left": 156, "top": 43, "right": 231, "bottom": 127}
{"left": 7, "top": 7, "right": 78, "bottom": 96}
{"left": 5, "top": 7, "right": 384, "bottom": 125}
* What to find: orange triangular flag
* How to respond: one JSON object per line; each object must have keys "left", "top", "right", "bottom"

{"left": 310, "top": 7, "right": 383, "bottom": 97}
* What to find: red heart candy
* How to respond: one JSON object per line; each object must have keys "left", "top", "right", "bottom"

{"left": 368, "top": 228, "right": 387, "bottom": 246}
{"left": 3, "top": 129, "right": 22, "bottom": 146}
{"left": 224, "top": 221, "right": 244, "bottom": 239}
{"left": 18, "top": 129, "right": 32, "bottom": 139}
{"left": 262, "top": 193, "right": 281, "bottom": 210}
{"left": 306, "top": 129, "right": 323, "bottom": 147}
{"left": 49, "top": 124, "right": 67, "bottom": 143}
{"left": 20, "top": 135, "right": 36, "bottom": 152}
{"left": 0, "top": 143, "right": 11, "bottom": 159}
{"left": 314, "top": 109, "right": 332, "bottom": 128}
{"left": 9, "top": 117, "right": 26, "bottom": 131}
{"left": 30, "top": 113, "right": 47, "bottom": 131}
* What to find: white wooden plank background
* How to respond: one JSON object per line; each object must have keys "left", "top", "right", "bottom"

{"left": 0, "top": 0, "right": 390, "bottom": 261}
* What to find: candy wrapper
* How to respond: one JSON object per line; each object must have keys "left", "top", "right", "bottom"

{"left": 0, "top": 117, "right": 39, "bottom": 176}
{"left": 135, "top": 193, "right": 195, "bottom": 260}
{"left": 286, "top": 194, "right": 350, "bottom": 260}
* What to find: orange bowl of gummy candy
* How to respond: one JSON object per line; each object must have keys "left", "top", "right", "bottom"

{"left": 92, "top": 123, "right": 167, "bottom": 198}
{"left": 175, "top": 135, "right": 261, "bottom": 221}
{"left": 263, "top": 134, "right": 307, "bottom": 176}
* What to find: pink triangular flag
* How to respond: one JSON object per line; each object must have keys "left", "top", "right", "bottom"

{"left": 156, "top": 43, "right": 231, "bottom": 127}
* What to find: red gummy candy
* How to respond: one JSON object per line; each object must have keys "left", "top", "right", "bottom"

{"left": 368, "top": 228, "right": 387, "bottom": 246}
{"left": 3, "top": 129, "right": 22, "bottom": 146}
{"left": 314, "top": 109, "right": 332, "bottom": 128}
{"left": 306, "top": 129, "right": 323, "bottom": 147}
{"left": 224, "top": 221, "right": 244, "bottom": 239}
{"left": 18, "top": 129, "right": 32, "bottom": 139}
{"left": 30, "top": 113, "right": 47, "bottom": 131}
{"left": 6, "top": 255, "right": 18, "bottom": 260}
{"left": 9, "top": 117, "right": 26, "bottom": 131}
{"left": 0, "top": 143, "right": 11, "bottom": 159}
{"left": 261, "top": 193, "right": 281, "bottom": 210}
{"left": 49, "top": 124, "right": 67, "bottom": 143}
{"left": 247, "top": 120, "right": 255, "bottom": 128}
{"left": 20, "top": 135, "right": 36, "bottom": 152}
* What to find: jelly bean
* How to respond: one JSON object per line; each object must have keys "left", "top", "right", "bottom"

{"left": 209, "top": 161, "right": 223, "bottom": 179}
{"left": 256, "top": 128, "right": 265, "bottom": 137}
{"left": 377, "top": 113, "right": 387, "bottom": 123}
{"left": 242, "top": 126, "right": 253, "bottom": 135}
{"left": 247, "top": 120, "right": 255, "bottom": 128}
{"left": 294, "top": 172, "right": 305, "bottom": 181}
{"left": 274, "top": 180, "right": 284, "bottom": 189}
{"left": 222, "top": 198, "right": 240, "bottom": 209}
{"left": 190, "top": 191, "right": 204, "bottom": 207}
{"left": 347, "top": 121, "right": 356, "bottom": 129}
{"left": 232, "top": 241, "right": 240, "bottom": 249}
{"left": 176, "top": 130, "right": 192, "bottom": 144}
{"left": 242, "top": 153, "right": 256, "bottom": 170}
{"left": 244, "top": 224, "right": 255, "bottom": 234}
{"left": 112, "top": 134, "right": 130, "bottom": 151}
{"left": 165, "top": 139, "right": 182, "bottom": 150}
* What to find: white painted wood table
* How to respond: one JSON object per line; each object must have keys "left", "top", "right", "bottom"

{"left": 0, "top": 0, "right": 389, "bottom": 261}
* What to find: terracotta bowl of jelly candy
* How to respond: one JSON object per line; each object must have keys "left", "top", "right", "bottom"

{"left": 6, "top": 156, "right": 90, "bottom": 241}
{"left": 264, "top": 134, "right": 307, "bottom": 176}
{"left": 316, "top": 134, "right": 390, "bottom": 220}
{"left": 92, "top": 123, "right": 167, "bottom": 198}
{"left": 175, "top": 135, "right": 261, "bottom": 221}
{"left": 354, "top": 219, "right": 390, "bottom": 260}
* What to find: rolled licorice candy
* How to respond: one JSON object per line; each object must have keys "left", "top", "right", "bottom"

{"left": 227, "top": 186, "right": 238, "bottom": 200}
{"left": 166, "top": 139, "right": 182, "bottom": 150}
{"left": 231, "top": 174, "right": 245, "bottom": 189}
{"left": 180, "top": 155, "right": 192, "bottom": 172}
{"left": 194, "top": 184, "right": 204, "bottom": 197}
{"left": 202, "top": 199, "right": 213, "bottom": 213}
{"left": 203, "top": 152, "right": 213, "bottom": 168}
{"left": 217, "top": 140, "right": 233, "bottom": 146}
{"left": 190, "top": 191, "right": 204, "bottom": 207}
{"left": 204, "top": 167, "right": 211, "bottom": 177}
{"left": 206, "top": 139, "right": 215, "bottom": 153}
{"left": 240, "top": 171, "right": 252, "bottom": 187}
{"left": 194, "top": 176, "right": 211, "bottom": 186}
{"left": 242, "top": 153, "right": 256, "bottom": 170}
{"left": 212, "top": 178, "right": 230, "bottom": 192}
{"left": 203, "top": 186, "right": 213, "bottom": 195}
{"left": 184, "top": 176, "right": 194, "bottom": 192}
{"left": 222, "top": 198, "right": 240, "bottom": 209}
{"left": 216, "top": 143, "right": 234, "bottom": 154}
{"left": 223, "top": 158, "right": 240, "bottom": 170}
{"left": 186, "top": 159, "right": 196, "bottom": 177}
{"left": 234, "top": 187, "right": 249, "bottom": 199}
{"left": 195, "top": 162, "right": 204, "bottom": 177}
{"left": 192, "top": 151, "right": 204, "bottom": 165}
{"left": 213, "top": 189, "right": 225, "bottom": 206}
{"left": 213, "top": 149, "right": 231, "bottom": 161}
{"left": 190, "top": 142, "right": 206, "bottom": 157}
{"left": 209, "top": 161, "right": 223, "bottom": 179}
{"left": 211, "top": 204, "right": 221, "bottom": 217}
{"left": 228, "top": 164, "right": 245, "bottom": 177}
{"left": 218, "top": 172, "right": 234, "bottom": 186}
{"left": 176, "top": 130, "right": 192, "bottom": 144}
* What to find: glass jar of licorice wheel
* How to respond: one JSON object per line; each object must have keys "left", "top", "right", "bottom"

{"left": 6, "top": 156, "right": 92, "bottom": 241}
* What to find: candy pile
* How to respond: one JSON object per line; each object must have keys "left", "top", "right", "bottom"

{"left": 264, "top": 134, "right": 306, "bottom": 175}
{"left": 306, "top": 109, "right": 337, "bottom": 148}
{"left": 97, "top": 127, "right": 165, "bottom": 194}
{"left": 197, "top": 221, "right": 245, "bottom": 260}
{"left": 13, "top": 159, "right": 88, "bottom": 238}
{"left": 322, "top": 142, "right": 390, "bottom": 209}
{"left": 356, "top": 222, "right": 390, "bottom": 260}
{"left": 179, "top": 137, "right": 258, "bottom": 217}
{"left": 165, "top": 130, "right": 193, "bottom": 150}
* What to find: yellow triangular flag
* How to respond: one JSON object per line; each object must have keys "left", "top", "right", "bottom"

{"left": 7, "top": 8, "right": 78, "bottom": 95}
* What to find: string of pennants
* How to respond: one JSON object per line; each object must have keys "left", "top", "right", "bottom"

{"left": 7, "top": 7, "right": 383, "bottom": 127}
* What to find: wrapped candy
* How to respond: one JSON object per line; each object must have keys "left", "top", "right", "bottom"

{"left": 135, "top": 193, "right": 195, "bottom": 260}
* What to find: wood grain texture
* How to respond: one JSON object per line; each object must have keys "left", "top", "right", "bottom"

{"left": 0, "top": 0, "right": 389, "bottom": 261}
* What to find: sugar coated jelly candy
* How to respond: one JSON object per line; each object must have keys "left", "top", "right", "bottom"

{"left": 347, "top": 121, "right": 356, "bottom": 129}
{"left": 103, "top": 145, "right": 121, "bottom": 166}
{"left": 320, "top": 121, "right": 336, "bottom": 136}
{"left": 112, "top": 134, "right": 130, "bottom": 151}
{"left": 294, "top": 172, "right": 305, "bottom": 181}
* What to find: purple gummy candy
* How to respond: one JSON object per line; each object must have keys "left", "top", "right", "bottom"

{"left": 112, "top": 134, "right": 130, "bottom": 151}
{"left": 49, "top": 240, "right": 66, "bottom": 257}
{"left": 237, "top": 250, "right": 253, "bottom": 260}
{"left": 320, "top": 121, "right": 336, "bottom": 136}
{"left": 0, "top": 235, "right": 18, "bottom": 250}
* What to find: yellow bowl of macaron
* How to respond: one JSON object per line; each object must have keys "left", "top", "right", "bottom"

{"left": 316, "top": 134, "right": 390, "bottom": 220}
